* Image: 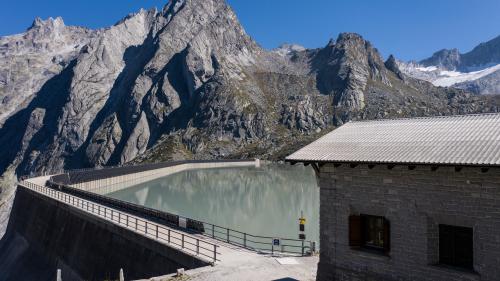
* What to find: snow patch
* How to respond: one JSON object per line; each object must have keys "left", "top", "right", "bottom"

{"left": 415, "top": 66, "right": 438, "bottom": 72}
{"left": 273, "top": 44, "right": 306, "bottom": 57}
{"left": 398, "top": 60, "right": 500, "bottom": 88}
{"left": 434, "top": 64, "right": 500, "bottom": 87}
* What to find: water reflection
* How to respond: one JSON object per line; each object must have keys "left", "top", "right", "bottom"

{"left": 108, "top": 164, "right": 319, "bottom": 243}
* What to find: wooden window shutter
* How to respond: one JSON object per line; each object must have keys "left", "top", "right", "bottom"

{"left": 349, "top": 215, "right": 362, "bottom": 248}
{"left": 383, "top": 218, "right": 391, "bottom": 255}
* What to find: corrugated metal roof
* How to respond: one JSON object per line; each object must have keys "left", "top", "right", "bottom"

{"left": 286, "top": 113, "right": 500, "bottom": 166}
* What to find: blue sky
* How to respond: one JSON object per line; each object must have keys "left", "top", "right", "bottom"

{"left": 1, "top": 0, "right": 499, "bottom": 61}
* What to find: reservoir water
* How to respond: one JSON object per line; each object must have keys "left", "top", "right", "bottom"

{"left": 107, "top": 163, "right": 319, "bottom": 249}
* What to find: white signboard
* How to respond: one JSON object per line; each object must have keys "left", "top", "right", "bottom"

{"left": 179, "top": 217, "right": 187, "bottom": 228}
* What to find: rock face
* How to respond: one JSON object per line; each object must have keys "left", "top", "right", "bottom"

{"left": 399, "top": 35, "right": 500, "bottom": 95}
{"left": 0, "top": 17, "right": 98, "bottom": 126}
{"left": 461, "top": 35, "right": 500, "bottom": 70}
{"left": 420, "top": 48, "right": 461, "bottom": 71}
{"left": 312, "top": 33, "right": 391, "bottom": 110}
{"left": 0, "top": 0, "right": 499, "bottom": 178}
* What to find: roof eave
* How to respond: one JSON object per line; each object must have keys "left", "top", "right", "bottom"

{"left": 285, "top": 159, "right": 500, "bottom": 168}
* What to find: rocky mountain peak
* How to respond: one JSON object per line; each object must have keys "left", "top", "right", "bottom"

{"left": 385, "top": 54, "right": 404, "bottom": 80}
{"left": 114, "top": 8, "right": 158, "bottom": 27}
{"left": 336, "top": 32, "right": 364, "bottom": 44}
{"left": 314, "top": 32, "right": 391, "bottom": 111}
{"left": 161, "top": 0, "right": 228, "bottom": 20}
{"left": 420, "top": 48, "right": 461, "bottom": 70}
{"left": 400, "top": 34, "right": 500, "bottom": 94}
{"left": 0, "top": 15, "right": 97, "bottom": 127}
{"left": 0, "top": 0, "right": 498, "bottom": 180}
{"left": 333, "top": 32, "right": 383, "bottom": 62}
{"left": 461, "top": 35, "right": 500, "bottom": 70}
{"left": 418, "top": 35, "right": 500, "bottom": 72}
{"left": 29, "top": 16, "right": 65, "bottom": 31}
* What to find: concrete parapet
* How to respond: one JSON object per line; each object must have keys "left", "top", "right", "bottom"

{"left": 69, "top": 161, "right": 257, "bottom": 195}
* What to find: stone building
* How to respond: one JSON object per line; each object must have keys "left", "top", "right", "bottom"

{"left": 286, "top": 113, "right": 500, "bottom": 281}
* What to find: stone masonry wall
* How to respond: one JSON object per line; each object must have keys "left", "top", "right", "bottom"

{"left": 316, "top": 164, "right": 500, "bottom": 281}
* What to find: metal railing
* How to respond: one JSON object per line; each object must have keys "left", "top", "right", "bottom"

{"left": 42, "top": 159, "right": 316, "bottom": 257}
{"left": 47, "top": 178, "right": 316, "bottom": 256}
{"left": 203, "top": 222, "right": 315, "bottom": 256}
{"left": 19, "top": 180, "right": 220, "bottom": 264}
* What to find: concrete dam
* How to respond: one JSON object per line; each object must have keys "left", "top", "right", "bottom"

{"left": 0, "top": 160, "right": 318, "bottom": 281}
{"left": 0, "top": 185, "right": 209, "bottom": 281}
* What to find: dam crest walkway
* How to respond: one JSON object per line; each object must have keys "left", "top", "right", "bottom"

{"left": 20, "top": 160, "right": 318, "bottom": 280}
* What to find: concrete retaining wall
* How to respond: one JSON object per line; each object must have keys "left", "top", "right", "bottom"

{"left": 0, "top": 186, "right": 209, "bottom": 281}
{"left": 70, "top": 160, "right": 258, "bottom": 195}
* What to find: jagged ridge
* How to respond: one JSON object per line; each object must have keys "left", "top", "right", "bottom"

{"left": 0, "top": 0, "right": 499, "bottom": 180}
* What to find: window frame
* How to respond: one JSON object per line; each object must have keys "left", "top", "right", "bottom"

{"left": 349, "top": 214, "right": 390, "bottom": 256}
{"left": 438, "top": 224, "right": 474, "bottom": 270}
{"left": 361, "top": 214, "right": 386, "bottom": 252}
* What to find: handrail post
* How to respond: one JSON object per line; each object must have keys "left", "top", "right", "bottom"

{"left": 212, "top": 225, "right": 215, "bottom": 238}
{"left": 168, "top": 229, "right": 171, "bottom": 244}
{"left": 196, "top": 240, "right": 199, "bottom": 255}
{"left": 182, "top": 234, "right": 185, "bottom": 249}
{"left": 301, "top": 240, "right": 305, "bottom": 256}
{"left": 213, "top": 245, "right": 217, "bottom": 263}
{"left": 126, "top": 214, "right": 129, "bottom": 227}
{"left": 156, "top": 225, "right": 158, "bottom": 239}
{"left": 244, "top": 233, "right": 247, "bottom": 248}
{"left": 226, "top": 229, "right": 229, "bottom": 243}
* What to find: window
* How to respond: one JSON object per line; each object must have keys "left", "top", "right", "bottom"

{"left": 349, "top": 214, "right": 390, "bottom": 255}
{"left": 439, "top": 224, "right": 473, "bottom": 269}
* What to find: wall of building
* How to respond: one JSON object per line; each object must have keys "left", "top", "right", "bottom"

{"left": 317, "top": 164, "right": 500, "bottom": 281}
{"left": 0, "top": 186, "right": 208, "bottom": 281}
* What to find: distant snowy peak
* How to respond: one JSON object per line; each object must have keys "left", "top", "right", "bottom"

{"left": 419, "top": 35, "right": 500, "bottom": 72}
{"left": 273, "top": 43, "right": 306, "bottom": 56}
{"left": 420, "top": 48, "right": 461, "bottom": 70}
{"left": 399, "top": 34, "right": 500, "bottom": 95}
{"left": 398, "top": 60, "right": 500, "bottom": 93}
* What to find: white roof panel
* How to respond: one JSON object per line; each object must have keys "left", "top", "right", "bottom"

{"left": 286, "top": 113, "right": 500, "bottom": 166}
